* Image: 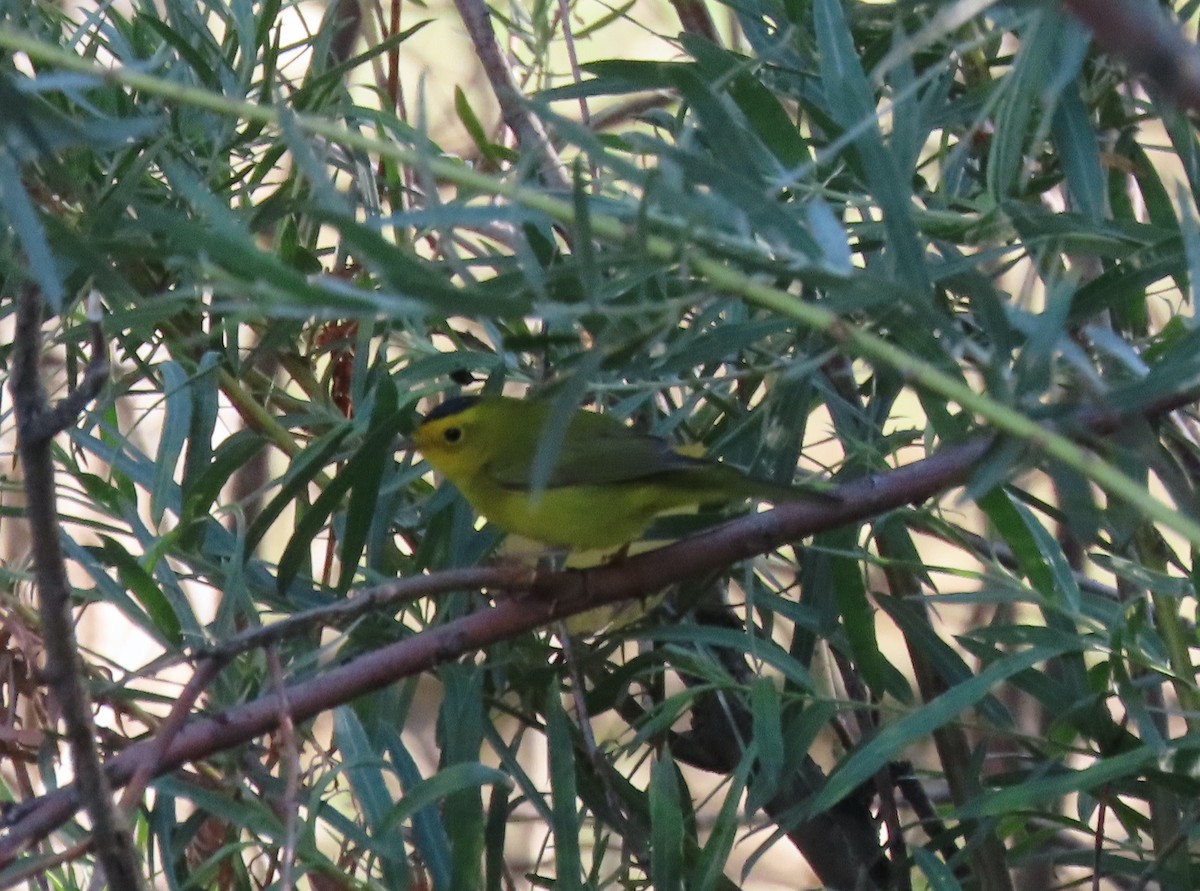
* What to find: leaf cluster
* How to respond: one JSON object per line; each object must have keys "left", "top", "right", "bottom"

{"left": 2, "top": 0, "right": 1200, "bottom": 888}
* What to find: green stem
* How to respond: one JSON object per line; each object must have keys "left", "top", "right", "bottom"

{"left": 1134, "top": 527, "right": 1200, "bottom": 726}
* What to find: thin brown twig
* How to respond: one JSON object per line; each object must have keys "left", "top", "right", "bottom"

{"left": 553, "top": 0, "right": 589, "bottom": 128}
{"left": 117, "top": 658, "right": 226, "bottom": 814}
{"left": 821, "top": 354, "right": 950, "bottom": 887}
{"left": 589, "top": 93, "right": 674, "bottom": 132}
{"left": 385, "top": 0, "right": 403, "bottom": 116}
{"left": 108, "top": 567, "right": 531, "bottom": 692}
{"left": 0, "top": 837, "right": 92, "bottom": 890}
{"left": 892, "top": 762, "right": 958, "bottom": 864}
{"left": 79, "top": 663, "right": 222, "bottom": 891}
{"left": 21, "top": 292, "right": 109, "bottom": 443}
{"left": 668, "top": 0, "right": 720, "bottom": 44}
{"left": 266, "top": 648, "right": 300, "bottom": 891}
{"left": 201, "top": 565, "right": 530, "bottom": 661}
{"left": 451, "top": 0, "right": 569, "bottom": 189}
{"left": 8, "top": 287, "right": 144, "bottom": 890}
{"left": 555, "top": 624, "right": 642, "bottom": 846}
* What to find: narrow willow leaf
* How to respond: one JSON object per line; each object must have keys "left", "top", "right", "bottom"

{"left": 545, "top": 687, "right": 584, "bottom": 891}
{"left": 746, "top": 678, "right": 784, "bottom": 812}
{"left": 809, "top": 644, "right": 1072, "bottom": 814}
{"left": 689, "top": 749, "right": 752, "bottom": 891}
{"left": 384, "top": 729, "right": 454, "bottom": 891}
{"left": 0, "top": 151, "right": 63, "bottom": 311}
{"left": 338, "top": 376, "right": 399, "bottom": 590}
{"left": 151, "top": 361, "right": 190, "bottom": 525}
{"left": 333, "top": 707, "right": 411, "bottom": 889}
{"left": 649, "top": 753, "right": 685, "bottom": 891}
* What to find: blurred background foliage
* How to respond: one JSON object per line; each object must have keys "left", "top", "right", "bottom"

{"left": 2, "top": 0, "right": 1200, "bottom": 887}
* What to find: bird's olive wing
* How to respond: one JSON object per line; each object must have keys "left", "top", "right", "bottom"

{"left": 487, "top": 423, "right": 707, "bottom": 490}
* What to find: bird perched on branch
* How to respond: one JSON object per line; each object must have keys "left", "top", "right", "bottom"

{"left": 409, "top": 394, "right": 835, "bottom": 551}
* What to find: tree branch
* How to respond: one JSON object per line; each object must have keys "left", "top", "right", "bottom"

{"left": 8, "top": 287, "right": 142, "bottom": 890}
{"left": 1063, "top": 0, "right": 1200, "bottom": 112}
{"left": 452, "top": 0, "right": 570, "bottom": 189}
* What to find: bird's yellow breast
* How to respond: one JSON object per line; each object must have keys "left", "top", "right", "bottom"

{"left": 453, "top": 475, "right": 670, "bottom": 550}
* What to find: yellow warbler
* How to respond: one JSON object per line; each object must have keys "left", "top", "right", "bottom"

{"left": 410, "top": 394, "right": 833, "bottom": 551}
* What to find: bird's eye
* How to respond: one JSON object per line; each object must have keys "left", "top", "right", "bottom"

{"left": 443, "top": 426, "right": 463, "bottom": 444}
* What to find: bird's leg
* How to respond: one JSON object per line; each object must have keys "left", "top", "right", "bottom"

{"left": 489, "top": 545, "right": 566, "bottom": 602}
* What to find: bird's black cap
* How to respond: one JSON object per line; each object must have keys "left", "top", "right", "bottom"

{"left": 422, "top": 395, "right": 481, "bottom": 424}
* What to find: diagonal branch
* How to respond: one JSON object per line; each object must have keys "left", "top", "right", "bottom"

{"left": 1062, "top": 0, "right": 1200, "bottom": 113}
{"left": 452, "top": 0, "right": 569, "bottom": 190}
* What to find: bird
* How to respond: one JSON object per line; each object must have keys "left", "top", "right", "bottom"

{"left": 409, "top": 393, "right": 835, "bottom": 551}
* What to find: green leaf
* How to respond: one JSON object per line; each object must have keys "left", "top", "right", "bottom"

{"left": 960, "top": 747, "right": 1156, "bottom": 818}
{"left": 1051, "top": 83, "right": 1104, "bottom": 221}
{"left": 809, "top": 644, "right": 1073, "bottom": 815}
{"left": 545, "top": 686, "right": 584, "bottom": 891}
{"left": 649, "top": 753, "right": 685, "bottom": 891}
{"left": 831, "top": 525, "right": 895, "bottom": 697}
{"left": 979, "top": 489, "right": 1081, "bottom": 614}
{"left": 689, "top": 747, "right": 752, "bottom": 891}
{"left": 0, "top": 151, "right": 63, "bottom": 311}
{"left": 384, "top": 758, "right": 510, "bottom": 834}
{"left": 455, "top": 87, "right": 515, "bottom": 165}
{"left": 245, "top": 423, "right": 351, "bottom": 557}
{"left": 1068, "top": 235, "right": 1184, "bottom": 323}
{"left": 150, "top": 361, "right": 191, "bottom": 525}
{"left": 275, "top": 408, "right": 403, "bottom": 592}
{"left": 912, "top": 847, "right": 964, "bottom": 890}
{"left": 642, "top": 623, "right": 815, "bottom": 692}
{"left": 813, "top": 0, "right": 928, "bottom": 291}
{"left": 180, "top": 428, "right": 265, "bottom": 547}
{"left": 333, "top": 708, "right": 410, "bottom": 888}
{"left": 74, "top": 536, "right": 182, "bottom": 648}
{"left": 384, "top": 729, "right": 454, "bottom": 891}
{"left": 440, "top": 666, "right": 486, "bottom": 891}
{"left": 746, "top": 678, "right": 784, "bottom": 812}
{"left": 484, "top": 783, "right": 510, "bottom": 891}
{"left": 683, "top": 36, "right": 810, "bottom": 168}
{"left": 876, "top": 595, "right": 1011, "bottom": 728}
{"left": 337, "top": 377, "right": 400, "bottom": 589}
{"left": 985, "top": 7, "right": 1056, "bottom": 199}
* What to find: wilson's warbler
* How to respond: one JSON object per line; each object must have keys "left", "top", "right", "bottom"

{"left": 410, "top": 394, "right": 834, "bottom": 551}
